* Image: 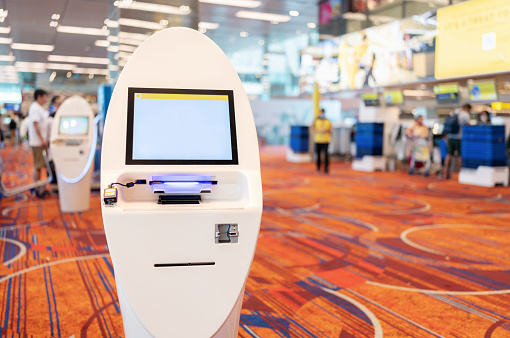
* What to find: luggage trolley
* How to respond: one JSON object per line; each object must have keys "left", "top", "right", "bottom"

{"left": 407, "top": 134, "right": 432, "bottom": 176}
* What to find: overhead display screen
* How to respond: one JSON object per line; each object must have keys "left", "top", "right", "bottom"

{"left": 435, "top": 0, "right": 510, "bottom": 79}
{"left": 468, "top": 81, "right": 498, "bottom": 103}
{"left": 434, "top": 84, "right": 459, "bottom": 104}
{"left": 383, "top": 90, "right": 404, "bottom": 105}
{"left": 361, "top": 93, "right": 380, "bottom": 107}
{"left": 59, "top": 116, "right": 89, "bottom": 135}
{"left": 126, "top": 88, "right": 238, "bottom": 165}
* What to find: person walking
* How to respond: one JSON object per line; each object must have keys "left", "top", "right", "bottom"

{"left": 28, "top": 89, "right": 49, "bottom": 198}
{"left": 443, "top": 103, "right": 471, "bottom": 179}
{"left": 313, "top": 108, "right": 332, "bottom": 173}
{"left": 8, "top": 113, "right": 17, "bottom": 147}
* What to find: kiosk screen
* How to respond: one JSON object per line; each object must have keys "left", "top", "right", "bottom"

{"left": 126, "top": 88, "right": 238, "bottom": 165}
{"left": 59, "top": 116, "right": 89, "bottom": 135}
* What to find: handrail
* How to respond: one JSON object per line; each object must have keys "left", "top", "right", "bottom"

{"left": 0, "top": 149, "right": 53, "bottom": 197}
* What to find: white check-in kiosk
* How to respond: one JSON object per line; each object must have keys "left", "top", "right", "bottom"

{"left": 50, "top": 96, "right": 95, "bottom": 212}
{"left": 101, "top": 28, "right": 262, "bottom": 337}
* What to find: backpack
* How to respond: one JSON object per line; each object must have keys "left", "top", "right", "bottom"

{"left": 443, "top": 114, "right": 460, "bottom": 134}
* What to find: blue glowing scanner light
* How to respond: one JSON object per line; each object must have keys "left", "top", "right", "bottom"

{"left": 150, "top": 175, "right": 216, "bottom": 194}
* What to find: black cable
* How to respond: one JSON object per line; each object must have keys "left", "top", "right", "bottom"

{"left": 110, "top": 179, "right": 146, "bottom": 189}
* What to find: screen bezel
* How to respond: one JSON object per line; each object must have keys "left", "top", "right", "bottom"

{"left": 58, "top": 116, "right": 90, "bottom": 136}
{"left": 126, "top": 87, "right": 239, "bottom": 165}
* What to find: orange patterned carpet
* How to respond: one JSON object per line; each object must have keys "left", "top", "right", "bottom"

{"left": 1, "top": 145, "right": 510, "bottom": 337}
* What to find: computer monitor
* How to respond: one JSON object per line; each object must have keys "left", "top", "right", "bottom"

{"left": 434, "top": 85, "right": 459, "bottom": 104}
{"left": 59, "top": 116, "right": 89, "bottom": 135}
{"left": 361, "top": 93, "right": 380, "bottom": 107}
{"left": 125, "top": 88, "right": 238, "bottom": 165}
{"left": 468, "top": 81, "right": 498, "bottom": 103}
{"left": 383, "top": 90, "right": 404, "bottom": 105}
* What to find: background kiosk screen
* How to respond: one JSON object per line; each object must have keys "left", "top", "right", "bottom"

{"left": 59, "top": 116, "right": 89, "bottom": 135}
{"left": 126, "top": 88, "right": 238, "bottom": 165}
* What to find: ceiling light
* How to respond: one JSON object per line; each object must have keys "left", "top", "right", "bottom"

{"left": 106, "top": 74, "right": 111, "bottom": 80}
{"left": 15, "top": 61, "right": 46, "bottom": 69}
{"left": 89, "top": 73, "right": 94, "bottom": 79}
{"left": 57, "top": 25, "right": 107, "bottom": 36}
{"left": 198, "top": 22, "right": 219, "bottom": 30}
{"left": 105, "top": 20, "right": 119, "bottom": 28}
{"left": 48, "top": 55, "right": 109, "bottom": 65}
{"left": 107, "top": 45, "right": 120, "bottom": 52}
{"left": 107, "top": 36, "right": 120, "bottom": 43}
{"left": 289, "top": 10, "right": 299, "bottom": 16}
{"left": 118, "top": 52, "right": 132, "bottom": 59}
{"left": 270, "top": 20, "right": 279, "bottom": 24}
{"left": 160, "top": 19, "right": 169, "bottom": 26}
{"left": 11, "top": 43, "right": 54, "bottom": 51}
{"left": 307, "top": 22, "right": 316, "bottom": 29}
{"left": 0, "top": 10, "right": 8, "bottom": 18}
{"left": 258, "top": 40, "right": 264, "bottom": 45}
{"left": 102, "top": 25, "right": 108, "bottom": 31}
{"left": 95, "top": 40, "right": 109, "bottom": 47}
{"left": 0, "top": 26, "right": 11, "bottom": 34}
{"left": 113, "top": 0, "right": 119, "bottom": 6}
{"left": 199, "top": 0, "right": 261, "bottom": 8}
{"left": 240, "top": 31, "right": 248, "bottom": 37}
{"left": 198, "top": 27, "right": 207, "bottom": 33}
{"left": 118, "top": 1, "right": 191, "bottom": 15}
{"left": 119, "top": 31, "right": 150, "bottom": 40}
{"left": 47, "top": 63, "right": 78, "bottom": 70}
{"left": 50, "top": 21, "right": 58, "bottom": 27}
{"left": 49, "top": 71, "right": 56, "bottom": 82}
{"left": 108, "top": 65, "right": 120, "bottom": 71}
{"left": 51, "top": 14, "right": 60, "bottom": 20}
{"left": 66, "top": 71, "right": 72, "bottom": 78}
{"left": 119, "top": 18, "right": 164, "bottom": 30}
{"left": 120, "top": 44, "right": 137, "bottom": 52}
{"left": 16, "top": 67, "right": 46, "bottom": 73}
{"left": 236, "top": 11, "right": 291, "bottom": 22}
{"left": 0, "top": 55, "right": 14, "bottom": 61}
{"left": 0, "top": 37, "right": 12, "bottom": 44}
{"left": 119, "top": 37, "right": 143, "bottom": 46}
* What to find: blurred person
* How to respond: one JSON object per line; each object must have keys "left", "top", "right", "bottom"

{"left": 8, "top": 113, "right": 17, "bottom": 147}
{"left": 28, "top": 89, "right": 49, "bottom": 198}
{"left": 405, "top": 114, "right": 429, "bottom": 139}
{"left": 46, "top": 96, "right": 62, "bottom": 184}
{"left": 313, "top": 108, "right": 332, "bottom": 173}
{"left": 49, "top": 95, "right": 62, "bottom": 117}
{"left": 478, "top": 111, "right": 491, "bottom": 125}
{"left": 443, "top": 103, "right": 471, "bottom": 179}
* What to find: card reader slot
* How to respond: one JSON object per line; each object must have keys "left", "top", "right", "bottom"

{"left": 158, "top": 195, "right": 202, "bottom": 205}
{"left": 154, "top": 262, "right": 215, "bottom": 268}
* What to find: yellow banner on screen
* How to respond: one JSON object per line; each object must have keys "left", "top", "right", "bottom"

{"left": 136, "top": 93, "right": 228, "bottom": 101}
{"left": 435, "top": 0, "right": 510, "bottom": 79}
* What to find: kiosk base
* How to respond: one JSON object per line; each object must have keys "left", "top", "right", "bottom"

{"left": 117, "top": 280, "right": 244, "bottom": 338}
{"left": 286, "top": 149, "right": 312, "bottom": 163}
{"left": 352, "top": 156, "right": 386, "bottom": 172}
{"left": 459, "top": 166, "right": 509, "bottom": 187}
{"left": 56, "top": 170, "right": 92, "bottom": 212}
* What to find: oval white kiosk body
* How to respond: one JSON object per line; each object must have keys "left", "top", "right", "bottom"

{"left": 51, "top": 96, "right": 95, "bottom": 212}
{"left": 101, "top": 28, "right": 262, "bottom": 337}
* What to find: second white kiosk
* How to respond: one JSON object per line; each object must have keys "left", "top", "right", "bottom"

{"left": 101, "top": 28, "right": 263, "bottom": 337}
{"left": 50, "top": 96, "right": 95, "bottom": 212}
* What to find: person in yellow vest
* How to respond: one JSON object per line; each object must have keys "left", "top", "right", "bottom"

{"left": 313, "top": 109, "right": 332, "bottom": 173}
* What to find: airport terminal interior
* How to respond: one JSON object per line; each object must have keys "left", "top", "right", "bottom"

{"left": 1, "top": 0, "right": 510, "bottom": 337}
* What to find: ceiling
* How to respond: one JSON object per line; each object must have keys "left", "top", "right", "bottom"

{"left": 0, "top": 0, "right": 319, "bottom": 88}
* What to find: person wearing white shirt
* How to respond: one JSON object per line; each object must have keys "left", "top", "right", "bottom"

{"left": 28, "top": 89, "right": 49, "bottom": 198}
